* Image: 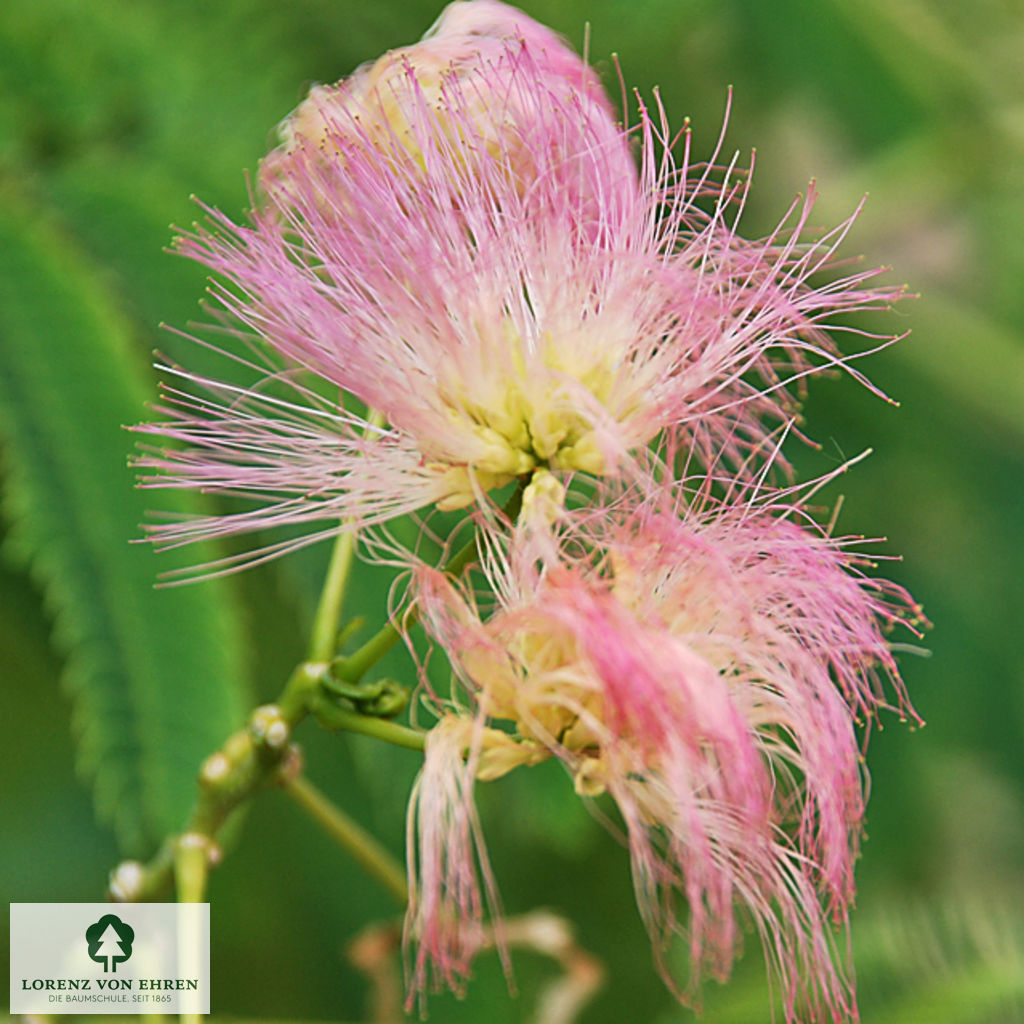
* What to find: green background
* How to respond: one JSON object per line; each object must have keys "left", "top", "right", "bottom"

{"left": 2, "top": 1, "right": 1022, "bottom": 1021}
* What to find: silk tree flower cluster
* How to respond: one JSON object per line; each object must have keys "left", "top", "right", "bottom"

{"left": 410, "top": 465, "right": 920, "bottom": 1019}
{"left": 137, "top": 1, "right": 899, "bottom": 554}
{"left": 135, "top": 2, "right": 923, "bottom": 1020}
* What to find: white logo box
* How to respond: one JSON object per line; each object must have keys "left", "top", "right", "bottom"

{"left": 10, "top": 903, "right": 209, "bottom": 1015}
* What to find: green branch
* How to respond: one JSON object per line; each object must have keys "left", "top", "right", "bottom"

{"left": 307, "top": 409, "right": 386, "bottom": 663}
{"left": 307, "top": 528, "right": 359, "bottom": 663}
{"left": 108, "top": 461, "right": 520, "bottom": 906}
{"left": 283, "top": 774, "right": 408, "bottom": 906}
{"left": 309, "top": 691, "right": 427, "bottom": 750}
{"left": 332, "top": 480, "right": 524, "bottom": 684}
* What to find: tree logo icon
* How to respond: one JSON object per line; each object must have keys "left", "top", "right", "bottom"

{"left": 85, "top": 914, "right": 135, "bottom": 973}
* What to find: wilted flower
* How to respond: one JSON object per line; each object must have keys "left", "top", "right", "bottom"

{"left": 408, "top": 469, "right": 923, "bottom": 1020}
{"left": 134, "top": 0, "right": 904, "bottom": 568}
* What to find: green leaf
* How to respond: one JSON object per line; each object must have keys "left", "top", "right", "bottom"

{"left": 0, "top": 185, "right": 250, "bottom": 856}
{"left": 854, "top": 892, "right": 1024, "bottom": 1024}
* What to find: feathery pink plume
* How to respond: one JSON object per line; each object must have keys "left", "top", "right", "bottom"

{"left": 134, "top": 3, "right": 905, "bottom": 572}
{"left": 409, "top": 470, "right": 923, "bottom": 1021}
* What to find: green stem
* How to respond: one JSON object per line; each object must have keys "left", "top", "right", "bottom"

{"left": 307, "top": 528, "right": 358, "bottom": 662}
{"left": 331, "top": 619, "right": 404, "bottom": 685}
{"left": 307, "top": 410, "right": 386, "bottom": 663}
{"left": 309, "top": 691, "right": 427, "bottom": 750}
{"left": 276, "top": 660, "right": 327, "bottom": 725}
{"left": 173, "top": 835, "right": 209, "bottom": 903}
{"left": 110, "top": 454, "right": 521, "bottom": 908}
{"left": 283, "top": 774, "right": 408, "bottom": 906}
{"left": 333, "top": 480, "right": 524, "bottom": 683}
{"left": 174, "top": 838, "right": 208, "bottom": 1024}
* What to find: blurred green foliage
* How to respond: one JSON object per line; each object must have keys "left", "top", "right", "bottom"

{"left": 1, "top": 0, "right": 1022, "bottom": 1021}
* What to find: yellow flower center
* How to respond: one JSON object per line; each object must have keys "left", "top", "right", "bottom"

{"left": 432, "top": 323, "right": 638, "bottom": 510}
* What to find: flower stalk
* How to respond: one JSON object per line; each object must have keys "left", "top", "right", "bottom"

{"left": 308, "top": 409, "right": 387, "bottom": 663}
{"left": 309, "top": 691, "right": 426, "bottom": 751}
{"left": 283, "top": 774, "right": 408, "bottom": 905}
{"left": 330, "top": 480, "right": 524, "bottom": 685}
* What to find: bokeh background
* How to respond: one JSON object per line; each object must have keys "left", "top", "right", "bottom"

{"left": 2, "top": 1, "right": 1022, "bottom": 1021}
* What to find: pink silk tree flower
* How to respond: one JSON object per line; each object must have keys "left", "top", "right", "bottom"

{"left": 408, "top": 474, "right": 924, "bottom": 1020}
{"left": 403, "top": 712, "right": 546, "bottom": 1006}
{"left": 132, "top": 1, "right": 906, "bottom": 569}
{"left": 263, "top": 0, "right": 624, "bottom": 188}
